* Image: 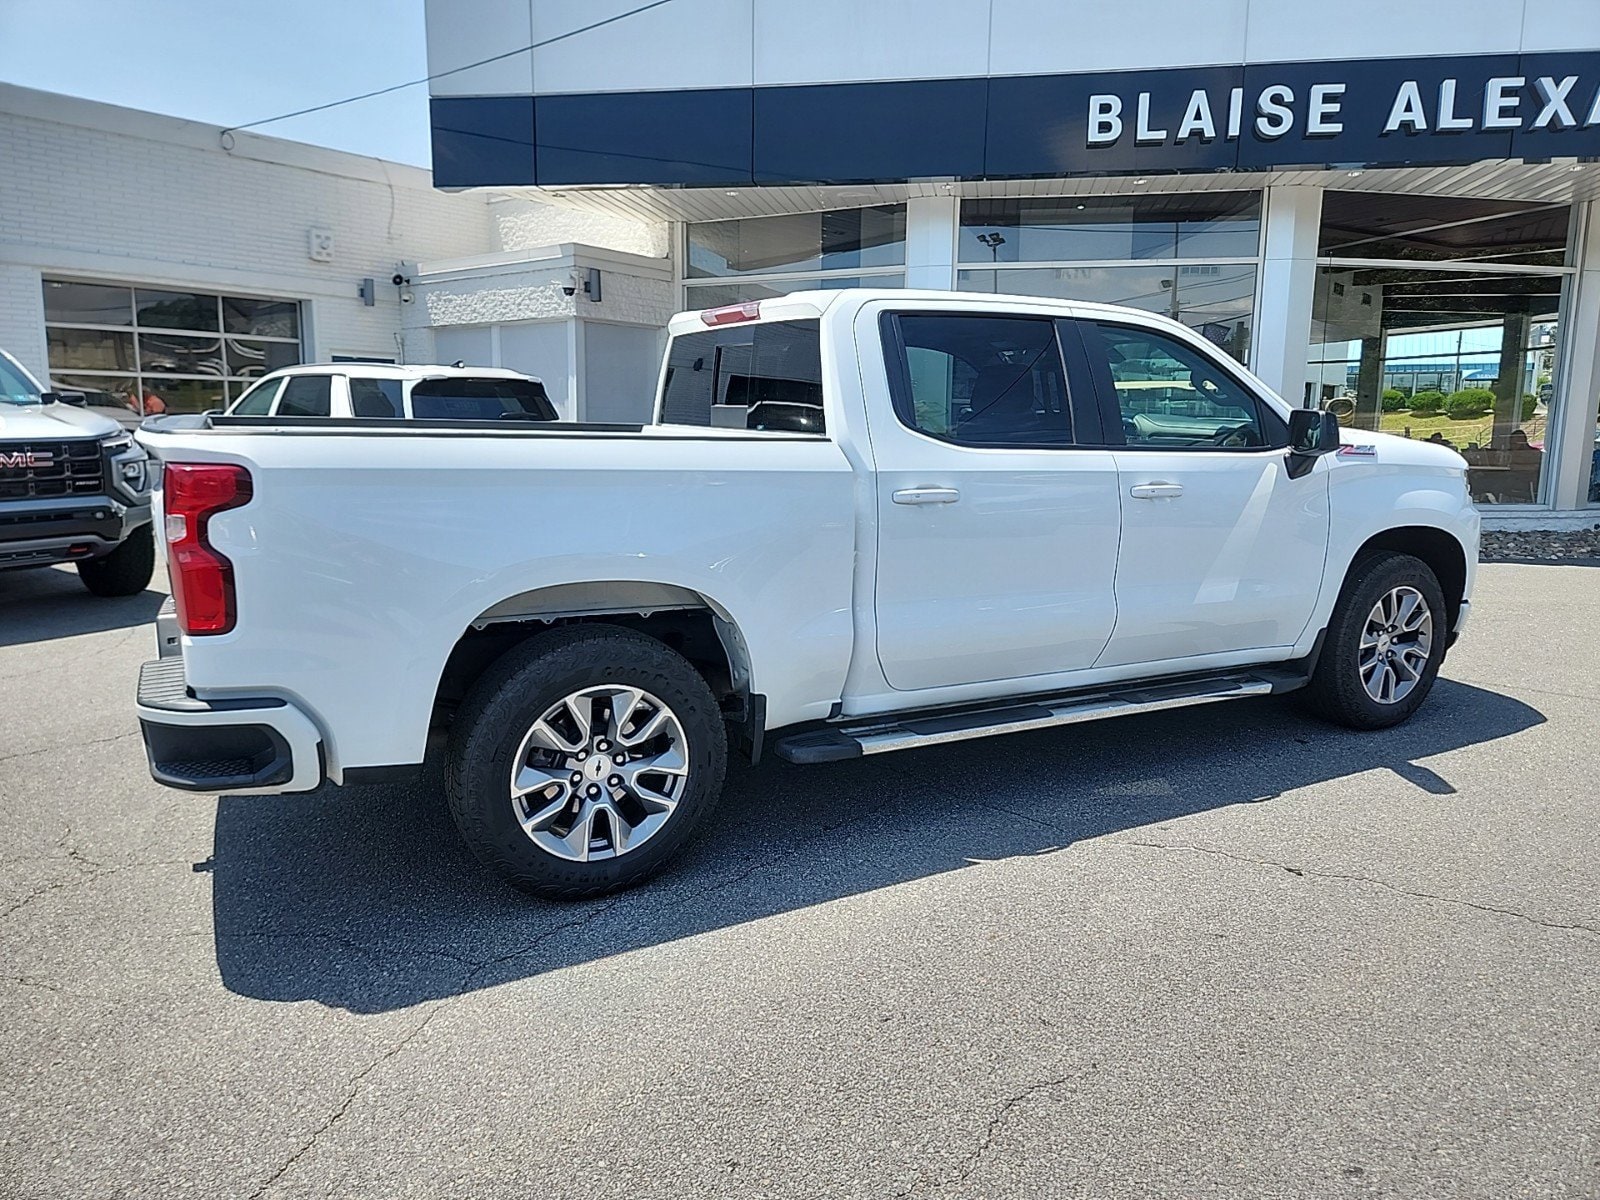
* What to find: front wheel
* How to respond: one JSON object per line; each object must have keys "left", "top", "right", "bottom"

{"left": 76, "top": 524, "right": 155, "bottom": 597}
{"left": 1300, "top": 551, "right": 1448, "bottom": 730}
{"left": 446, "top": 625, "right": 728, "bottom": 898}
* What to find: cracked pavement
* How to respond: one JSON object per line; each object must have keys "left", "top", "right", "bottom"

{"left": 3, "top": 560, "right": 1599, "bottom": 1198}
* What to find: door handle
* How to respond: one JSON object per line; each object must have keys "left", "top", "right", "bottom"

{"left": 892, "top": 486, "right": 961, "bottom": 505}
{"left": 1129, "top": 482, "right": 1184, "bottom": 500}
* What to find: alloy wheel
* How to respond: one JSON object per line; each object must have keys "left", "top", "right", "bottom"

{"left": 1359, "top": 585, "right": 1434, "bottom": 705}
{"left": 508, "top": 685, "right": 690, "bottom": 861}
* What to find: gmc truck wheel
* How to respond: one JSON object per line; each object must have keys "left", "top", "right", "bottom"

{"left": 76, "top": 524, "right": 155, "bottom": 597}
{"left": 1300, "top": 551, "right": 1447, "bottom": 731}
{"left": 446, "top": 625, "right": 728, "bottom": 899}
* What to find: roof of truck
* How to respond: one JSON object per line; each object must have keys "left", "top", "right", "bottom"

{"left": 259, "top": 363, "right": 542, "bottom": 383}
{"left": 666, "top": 287, "right": 1198, "bottom": 336}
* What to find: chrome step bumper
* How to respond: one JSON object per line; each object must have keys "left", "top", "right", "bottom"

{"left": 774, "top": 673, "right": 1287, "bottom": 765}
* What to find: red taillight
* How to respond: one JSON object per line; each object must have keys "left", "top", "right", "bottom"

{"left": 700, "top": 300, "right": 761, "bottom": 326}
{"left": 163, "top": 463, "right": 252, "bottom": 636}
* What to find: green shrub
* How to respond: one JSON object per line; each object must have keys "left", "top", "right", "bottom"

{"left": 1381, "top": 388, "right": 1407, "bottom": 412}
{"left": 1445, "top": 388, "right": 1495, "bottom": 418}
{"left": 1409, "top": 390, "right": 1446, "bottom": 414}
{"left": 1521, "top": 394, "right": 1538, "bottom": 421}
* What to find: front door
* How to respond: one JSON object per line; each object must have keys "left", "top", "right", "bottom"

{"left": 1076, "top": 318, "right": 1330, "bottom": 669}
{"left": 864, "top": 306, "right": 1122, "bottom": 693}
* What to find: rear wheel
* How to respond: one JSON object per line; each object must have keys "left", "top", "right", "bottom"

{"left": 76, "top": 524, "right": 155, "bottom": 597}
{"left": 1301, "top": 551, "right": 1447, "bottom": 730}
{"left": 446, "top": 625, "right": 728, "bottom": 898}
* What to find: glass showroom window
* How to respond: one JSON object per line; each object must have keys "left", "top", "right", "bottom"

{"left": 1305, "top": 193, "right": 1573, "bottom": 506}
{"left": 683, "top": 205, "right": 906, "bottom": 308}
{"left": 42, "top": 279, "right": 303, "bottom": 416}
{"left": 957, "top": 193, "right": 1262, "bottom": 364}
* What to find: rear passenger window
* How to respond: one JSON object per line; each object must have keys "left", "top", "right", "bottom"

{"left": 349, "top": 377, "right": 402, "bottom": 418}
{"left": 276, "top": 375, "right": 331, "bottom": 418}
{"left": 891, "top": 315, "right": 1072, "bottom": 446}
{"left": 661, "top": 319, "right": 823, "bottom": 433}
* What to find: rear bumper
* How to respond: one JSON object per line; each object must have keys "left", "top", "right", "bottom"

{"left": 136, "top": 657, "right": 325, "bottom": 794}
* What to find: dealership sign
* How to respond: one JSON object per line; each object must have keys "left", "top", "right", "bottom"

{"left": 431, "top": 51, "right": 1600, "bottom": 188}
{"left": 1085, "top": 75, "right": 1600, "bottom": 148}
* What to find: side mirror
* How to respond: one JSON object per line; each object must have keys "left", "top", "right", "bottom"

{"left": 1287, "top": 408, "right": 1339, "bottom": 478}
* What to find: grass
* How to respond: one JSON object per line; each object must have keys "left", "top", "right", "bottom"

{"left": 1372, "top": 409, "right": 1548, "bottom": 449}
{"left": 1376, "top": 410, "right": 1495, "bottom": 447}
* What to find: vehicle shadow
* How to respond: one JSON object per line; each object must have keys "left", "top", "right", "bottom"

{"left": 210, "top": 679, "right": 1544, "bottom": 1013}
{"left": 0, "top": 565, "right": 165, "bottom": 647}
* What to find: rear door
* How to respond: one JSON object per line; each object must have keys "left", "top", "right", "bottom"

{"left": 1076, "top": 318, "right": 1329, "bottom": 668}
{"left": 864, "top": 305, "right": 1122, "bottom": 692}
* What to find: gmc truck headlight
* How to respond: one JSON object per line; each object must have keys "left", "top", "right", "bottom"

{"left": 103, "top": 433, "right": 150, "bottom": 496}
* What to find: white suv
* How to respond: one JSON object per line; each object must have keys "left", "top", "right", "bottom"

{"left": 226, "top": 363, "right": 557, "bottom": 422}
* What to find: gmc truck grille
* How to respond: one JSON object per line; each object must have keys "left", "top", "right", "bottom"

{"left": 0, "top": 441, "right": 105, "bottom": 500}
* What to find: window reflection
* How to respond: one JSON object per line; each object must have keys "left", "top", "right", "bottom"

{"left": 687, "top": 206, "right": 906, "bottom": 279}
{"left": 1308, "top": 193, "right": 1573, "bottom": 506}
{"left": 960, "top": 194, "right": 1261, "bottom": 264}
{"left": 41, "top": 278, "right": 303, "bottom": 415}
{"left": 957, "top": 264, "right": 1255, "bottom": 364}
{"left": 1306, "top": 197, "right": 1569, "bottom": 507}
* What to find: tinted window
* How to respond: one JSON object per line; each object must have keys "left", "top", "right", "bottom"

{"left": 409, "top": 377, "right": 557, "bottom": 421}
{"left": 349, "top": 377, "right": 402, "bottom": 418}
{"left": 276, "top": 375, "right": 331, "bottom": 418}
{"left": 1090, "top": 323, "right": 1282, "bottom": 449}
{"left": 135, "top": 289, "right": 219, "bottom": 331}
{"left": 687, "top": 207, "right": 906, "bottom": 278}
{"left": 231, "top": 377, "right": 281, "bottom": 415}
{"left": 661, "top": 320, "right": 823, "bottom": 432}
{"left": 893, "top": 315, "right": 1071, "bottom": 446}
{"left": 42, "top": 280, "right": 133, "bottom": 326}
{"left": 1318, "top": 192, "right": 1568, "bottom": 268}
{"left": 960, "top": 193, "right": 1261, "bottom": 264}
{"left": 222, "top": 296, "right": 301, "bottom": 339}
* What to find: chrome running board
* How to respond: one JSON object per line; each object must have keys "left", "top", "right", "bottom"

{"left": 773, "top": 674, "right": 1281, "bottom": 764}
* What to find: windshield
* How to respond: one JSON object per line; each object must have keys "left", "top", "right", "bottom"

{"left": 0, "top": 354, "right": 43, "bottom": 405}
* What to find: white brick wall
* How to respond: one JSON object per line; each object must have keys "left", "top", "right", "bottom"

{"left": 491, "top": 197, "right": 669, "bottom": 259}
{"left": 404, "top": 247, "right": 674, "bottom": 335}
{"left": 0, "top": 85, "right": 666, "bottom": 379}
{"left": 0, "top": 265, "right": 47, "bottom": 379}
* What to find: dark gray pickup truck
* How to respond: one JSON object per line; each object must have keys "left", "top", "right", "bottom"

{"left": 0, "top": 348, "right": 155, "bottom": 595}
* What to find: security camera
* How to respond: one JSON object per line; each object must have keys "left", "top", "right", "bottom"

{"left": 561, "top": 270, "right": 580, "bottom": 297}
{"left": 391, "top": 272, "right": 407, "bottom": 287}
{"left": 400, "top": 291, "right": 414, "bottom": 304}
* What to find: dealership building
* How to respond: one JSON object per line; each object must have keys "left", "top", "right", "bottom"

{"left": 4, "top": 0, "right": 1600, "bottom": 524}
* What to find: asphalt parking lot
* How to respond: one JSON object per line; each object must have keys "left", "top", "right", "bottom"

{"left": 2, "top": 560, "right": 1597, "bottom": 1199}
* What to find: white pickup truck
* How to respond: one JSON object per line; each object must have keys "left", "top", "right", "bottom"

{"left": 135, "top": 289, "right": 1479, "bottom": 897}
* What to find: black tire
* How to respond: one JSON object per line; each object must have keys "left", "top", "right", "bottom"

{"left": 446, "top": 624, "right": 728, "bottom": 899}
{"left": 1300, "top": 551, "right": 1448, "bottom": 730}
{"left": 76, "top": 524, "right": 155, "bottom": 597}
